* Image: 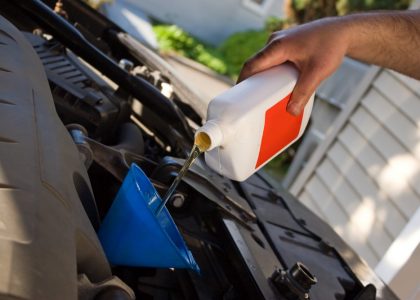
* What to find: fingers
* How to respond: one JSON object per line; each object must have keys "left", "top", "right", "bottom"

{"left": 237, "top": 37, "right": 320, "bottom": 116}
{"left": 287, "top": 65, "right": 322, "bottom": 115}
{"left": 237, "top": 17, "right": 348, "bottom": 115}
{"left": 237, "top": 38, "right": 289, "bottom": 83}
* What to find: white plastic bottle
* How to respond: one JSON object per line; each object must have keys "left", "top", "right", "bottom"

{"left": 195, "top": 63, "right": 314, "bottom": 181}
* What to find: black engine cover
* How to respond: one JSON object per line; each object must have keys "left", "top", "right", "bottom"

{"left": 26, "top": 33, "right": 130, "bottom": 140}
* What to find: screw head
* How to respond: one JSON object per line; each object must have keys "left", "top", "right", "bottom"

{"left": 119, "top": 59, "right": 134, "bottom": 72}
{"left": 171, "top": 194, "right": 185, "bottom": 208}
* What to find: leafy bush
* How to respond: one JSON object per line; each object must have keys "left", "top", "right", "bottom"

{"left": 218, "top": 30, "right": 270, "bottom": 79}
{"left": 153, "top": 22, "right": 278, "bottom": 79}
{"left": 263, "top": 152, "right": 292, "bottom": 180}
{"left": 336, "top": 0, "right": 411, "bottom": 15}
{"left": 287, "top": 0, "right": 411, "bottom": 23}
{"left": 153, "top": 25, "right": 227, "bottom": 75}
{"left": 265, "top": 16, "right": 289, "bottom": 32}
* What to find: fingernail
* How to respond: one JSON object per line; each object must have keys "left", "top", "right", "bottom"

{"left": 287, "top": 102, "right": 301, "bottom": 116}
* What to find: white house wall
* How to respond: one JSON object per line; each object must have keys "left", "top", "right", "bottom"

{"left": 289, "top": 68, "right": 420, "bottom": 296}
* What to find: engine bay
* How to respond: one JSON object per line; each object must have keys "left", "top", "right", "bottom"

{"left": 0, "top": 1, "right": 397, "bottom": 299}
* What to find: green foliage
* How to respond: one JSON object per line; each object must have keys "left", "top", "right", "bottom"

{"left": 265, "top": 16, "right": 289, "bottom": 32}
{"left": 153, "top": 25, "right": 227, "bottom": 75}
{"left": 153, "top": 23, "right": 277, "bottom": 79}
{"left": 263, "top": 152, "right": 291, "bottom": 180}
{"left": 288, "top": 0, "right": 338, "bottom": 23}
{"left": 218, "top": 30, "right": 270, "bottom": 79}
{"left": 336, "top": 0, "right": 411, "bottom": 15}
{"left": 287, "top": 0, "right": 411, "bottom": 23}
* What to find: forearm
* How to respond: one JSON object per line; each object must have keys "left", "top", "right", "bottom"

{"left": 343, "top": 10, "right": 420, "bottom": 79}
{"left": 238, "top": 9, "right": 420, "bottom": 116}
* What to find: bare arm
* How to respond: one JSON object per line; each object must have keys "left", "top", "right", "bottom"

{"left": 238, "top": 10, "right": 420, "bottom": 115}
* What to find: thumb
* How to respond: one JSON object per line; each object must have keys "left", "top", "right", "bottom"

{"left": 287, "top": 67, "right": 321, "bottom": 116}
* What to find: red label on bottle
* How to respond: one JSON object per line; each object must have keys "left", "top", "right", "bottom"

{"left": 255, "top": 93, "right": 303, "bottom": 168}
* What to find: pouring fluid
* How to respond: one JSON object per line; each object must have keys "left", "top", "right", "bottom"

{"left": 155, "top": 133, "right": 211, "bottom": 215}
{"left": 156, "top": 64, "right": 314, "bottom": 213}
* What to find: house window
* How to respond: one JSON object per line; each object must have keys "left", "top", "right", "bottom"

{"left": 242, "top": 0, "right": 274, "bottom": 15}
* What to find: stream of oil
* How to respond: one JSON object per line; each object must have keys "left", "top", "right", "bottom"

{"left": 155, "top": 132, "right": 211, "bottom": 215}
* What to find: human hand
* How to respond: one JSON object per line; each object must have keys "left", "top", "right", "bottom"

{"left": 238, "top": 17, "right": 351, "bottom": 115}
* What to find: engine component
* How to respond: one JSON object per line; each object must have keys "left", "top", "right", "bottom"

{"left": 152, "top": 156, "right": 257, "bottom": 228}
{"left": 170, "top": 193, "right": 186, "bottom": 208}
{"left": 11, "top": 0, "right": 194, "bottom": 141}
{"left": 115, "top": 31, "right": 207, "bottom": 119}
{"left": 0, "top": 1, "right": 400, "bottom": 299}
{"left": 118, "top": 58, "right": 134, "bottom": 72}
{"left": 0, "top": 14, "right": 112, "bottom": 300}
{"left": 67, "top": 125, "right": 169, "bottom": 194}
{"left": 271, "top": 262, "right": 317, "bottom": 300}
{"left": 113, "top": 122, "right": 145, "bottom": 155}
{"left": 69, "top": 124, "right": 94, "bottom": 168}
{"left": 78, "top": 274, "right": 134, "bottom": 300}
{"left": 238, "top": 174, "right": 391, "bottom": 299}
{"left": 26, "top": 33, "right": 129, "bottom": 140}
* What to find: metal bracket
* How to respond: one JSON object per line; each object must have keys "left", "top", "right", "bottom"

{"left": 67, "top": 124, "right": 169, "bottom": 195}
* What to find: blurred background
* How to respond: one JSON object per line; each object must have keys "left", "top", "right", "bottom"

{"left": 87, "top": 1, "right": 418, "bottom": 299}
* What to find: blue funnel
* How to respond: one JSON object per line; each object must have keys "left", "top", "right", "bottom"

{"left": 98, "top": 163, "right": 200, "bottom": 272}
